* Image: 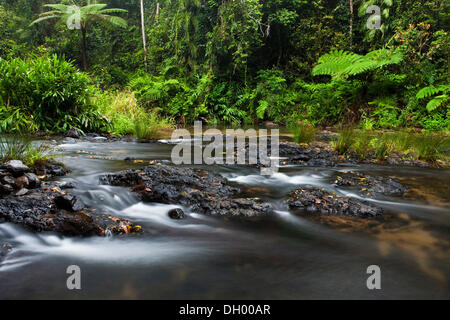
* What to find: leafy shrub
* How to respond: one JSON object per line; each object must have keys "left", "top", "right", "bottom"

{"left": 0, "top": 106, "right": 37, "bottom": 133}
{"left": 368, "top": 98, "right": 403, "bottom": 129}
{"left": 0, "top": 55, "right": 106, "bottom": 133}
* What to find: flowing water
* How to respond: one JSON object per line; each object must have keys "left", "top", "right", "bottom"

{"left": 0, "top": 138, "right": 449, "bottom": 299}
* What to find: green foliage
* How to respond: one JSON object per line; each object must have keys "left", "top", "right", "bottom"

{"left": 416, "top": 85, "right": 450, "bottom": 112}
{"left": 332, "top": 128, "right": 356, "bottom": 155}
{"left": 134, "top": 113, "right": 174, "bottom": 140}
{"left": 0, "top": 55, "right": 107, "bottom": 133}
{"left": 368, "top": 97, "right": 402, "bottom": 129}
{"left": 0, "top": 135, "right": 50, "bottom": 165}
{"left": 312, "top": 49, "right": 403, "bottom": 79}
{"left": 288, "top": 121, "right": 318, "bottom": 144}
{"left": 413, "top": 134, "right": 449, "bottom": 162}
{"left": 352, "top": 131, "right": 374, "bottom": 160}
{"left": 0, "top": 1, "right": 447, "bottom": 132}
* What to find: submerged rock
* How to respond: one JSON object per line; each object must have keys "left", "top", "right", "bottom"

{"left": 100, "top": 164, "right": 272, "bottom": 217}
{"left": 0, "top": 243, "right": 12, "bottom": 263}
{"left": 287, "top": 188, "right": 382, "bottom": 217}
{"left": 334, "top": 171, "right": 408, "bottom": 196}
{"left": 168, "top": 208, "right": 185, "bottom": 219}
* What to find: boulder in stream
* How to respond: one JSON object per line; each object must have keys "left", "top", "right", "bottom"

{"left": 334, "top": 171, "right": 408, "bottom": 196}
{"left": 168, "top": 208, "right": 185, "bottom": 219}
{"left": 287, "top": 188, "right": 382, "bottom": 217}
{"left": 100, "top": 164, "right": 272, "bottom": 217}
{"left": 0, "top": 158, "right": 141, "bottom": 237}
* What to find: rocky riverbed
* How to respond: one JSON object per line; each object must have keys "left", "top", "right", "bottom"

{"left": 100, "top": 164, "right": 273, "bottom": 217}
{"left": 0, "top": 159, "right": 141, "bottom": 236}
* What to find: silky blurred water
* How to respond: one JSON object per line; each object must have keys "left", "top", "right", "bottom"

{"left": 0, "top": 138, "right": 449, "bottom": 299}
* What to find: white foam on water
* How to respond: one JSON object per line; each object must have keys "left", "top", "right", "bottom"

{"left": 0, "top": 223, "right": 209, "bottom": 271}
{"left": 228, "top": 172, "right": 324, "bottom": 187}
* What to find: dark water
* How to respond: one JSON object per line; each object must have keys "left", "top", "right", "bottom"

{"left": 0, "top": 138, "right": 449, "bottom": 299}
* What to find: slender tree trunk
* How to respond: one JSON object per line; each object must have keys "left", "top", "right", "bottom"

{"left": 156, "top": 2, "right": 160, "bottom": 22}
{"left": 140, "top": 0, "right": 148, "bottom": 71}
{"left": 349, "top": 0, "right": 354, "bottom": 50}
{"left": 81, "top": 27, "right": 88, "bottom": 72}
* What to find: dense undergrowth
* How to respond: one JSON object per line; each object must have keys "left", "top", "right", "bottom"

{"left": 0, "top": 1, "right": 448, "bottom": 138}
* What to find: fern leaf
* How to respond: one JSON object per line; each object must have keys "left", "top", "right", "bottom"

{"left": 416, "top": 86, "right": 441, "bottom": 99}
{"left": 426, "top": 95, "right": 449, "bottom": 112}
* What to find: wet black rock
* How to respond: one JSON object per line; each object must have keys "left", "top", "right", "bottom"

{"left": 287, "top": 188, "right": 382, "bottom": 217}
{"left": 1, "top": 160, "right": 31, "bottom": 176}
{"left": 100, "top": 165, "right": 272, "bottom": 217}
{"left": 168, "top": 208, "right": 185, "bottom": 219}
{"left": 54, "top": 194, "right": 85, "bottom": 212}
{"left": 24, "top": 173, "right": 41, "bottom": 189}
{"left": 15, "top": 175, "right": 29, "bottom": 189}
{"left": 0, "top": 184, "right": 14, "bottom": 195}
{"left": 281, "top": 144, "right": 337, "bottom": 167}
{"left": 33, "top": 159, "right": 69, "bottom": 177}
{"left": 0, "top": 186, "right": 142, "bottom": 236}
{"left": 0, "top": 243, "right": 12, "bottom": 263}
{"left": 65, "top": 128, "right": 81, "bottom": 139}
{"left": 15, "top": 188, "right": 29, "bottom": 196}
{"left": 334, "top": 171, "right": 408, "bottom": 196}
{"left": 1, "top": 175, "right": 16, "bottom": 187}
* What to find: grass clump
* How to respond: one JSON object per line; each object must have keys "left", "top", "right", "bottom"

{"left": 412, "top": 133, "right": 449, "bottom": 162}
{"left": 332, "top": 127, "right": 356, "bottom": 155}
{"left": 95, "top": 90, "right": 174, "bottom": 139}
{"left": 289, "top": 121, "right": 318, "bottom": 144}
{"left": 134, "top": 113, "right": 174, "bottom": 140}
{"left": 352, "top": 131, "right": 373, "bottom": 159}
{"left": 0, "top": 135, "right": 51, "bottom": 166}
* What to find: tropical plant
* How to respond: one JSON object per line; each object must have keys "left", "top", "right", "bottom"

{"left": 30, "top": 1, "right": 127, "bottom": 71}
{"left": 416, "top": 85, "right": 450, "bottom": 112}
{"left": 134, "top": 113, "right": 174, "bottom": 140}
{"left": 312, "top": 49, "right": 403, "bottom": 79}
{"left": 288, "top": 121, "right": 318, "bottom": 144}
{"left": 0, "top": 55, "right": 106, "bottom": 133}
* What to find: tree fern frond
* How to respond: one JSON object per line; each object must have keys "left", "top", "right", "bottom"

{"left": 426, "top": 95, "right": 449, "bottom": 112}
{"left": 99, "top": 8, "right": 128, "bottom": 14}
{"left": 29, "top": 15, "right": 59, "bottom": 26}
{"left": 43, "top": 4, "right": 69, "bottom": 12}
{"left": 416, "top": 86, "right": 441, "bottom": 99}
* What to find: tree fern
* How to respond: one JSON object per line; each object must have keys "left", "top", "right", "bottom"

{"left": 312, "top": 49, "right": 403, "bottom": 79}
{"left": 416, "top": 85, "right": 450, "bottom": 112}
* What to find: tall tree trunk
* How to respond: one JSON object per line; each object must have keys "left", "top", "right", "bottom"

{"left": 140, "top": 0, "right": 148, "bottom": 71}
{"left": 81, "top": 27, "right": 88, "bottom": 72}
{"left": 349, "top": 0, "right": 354, "bottom": 49}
